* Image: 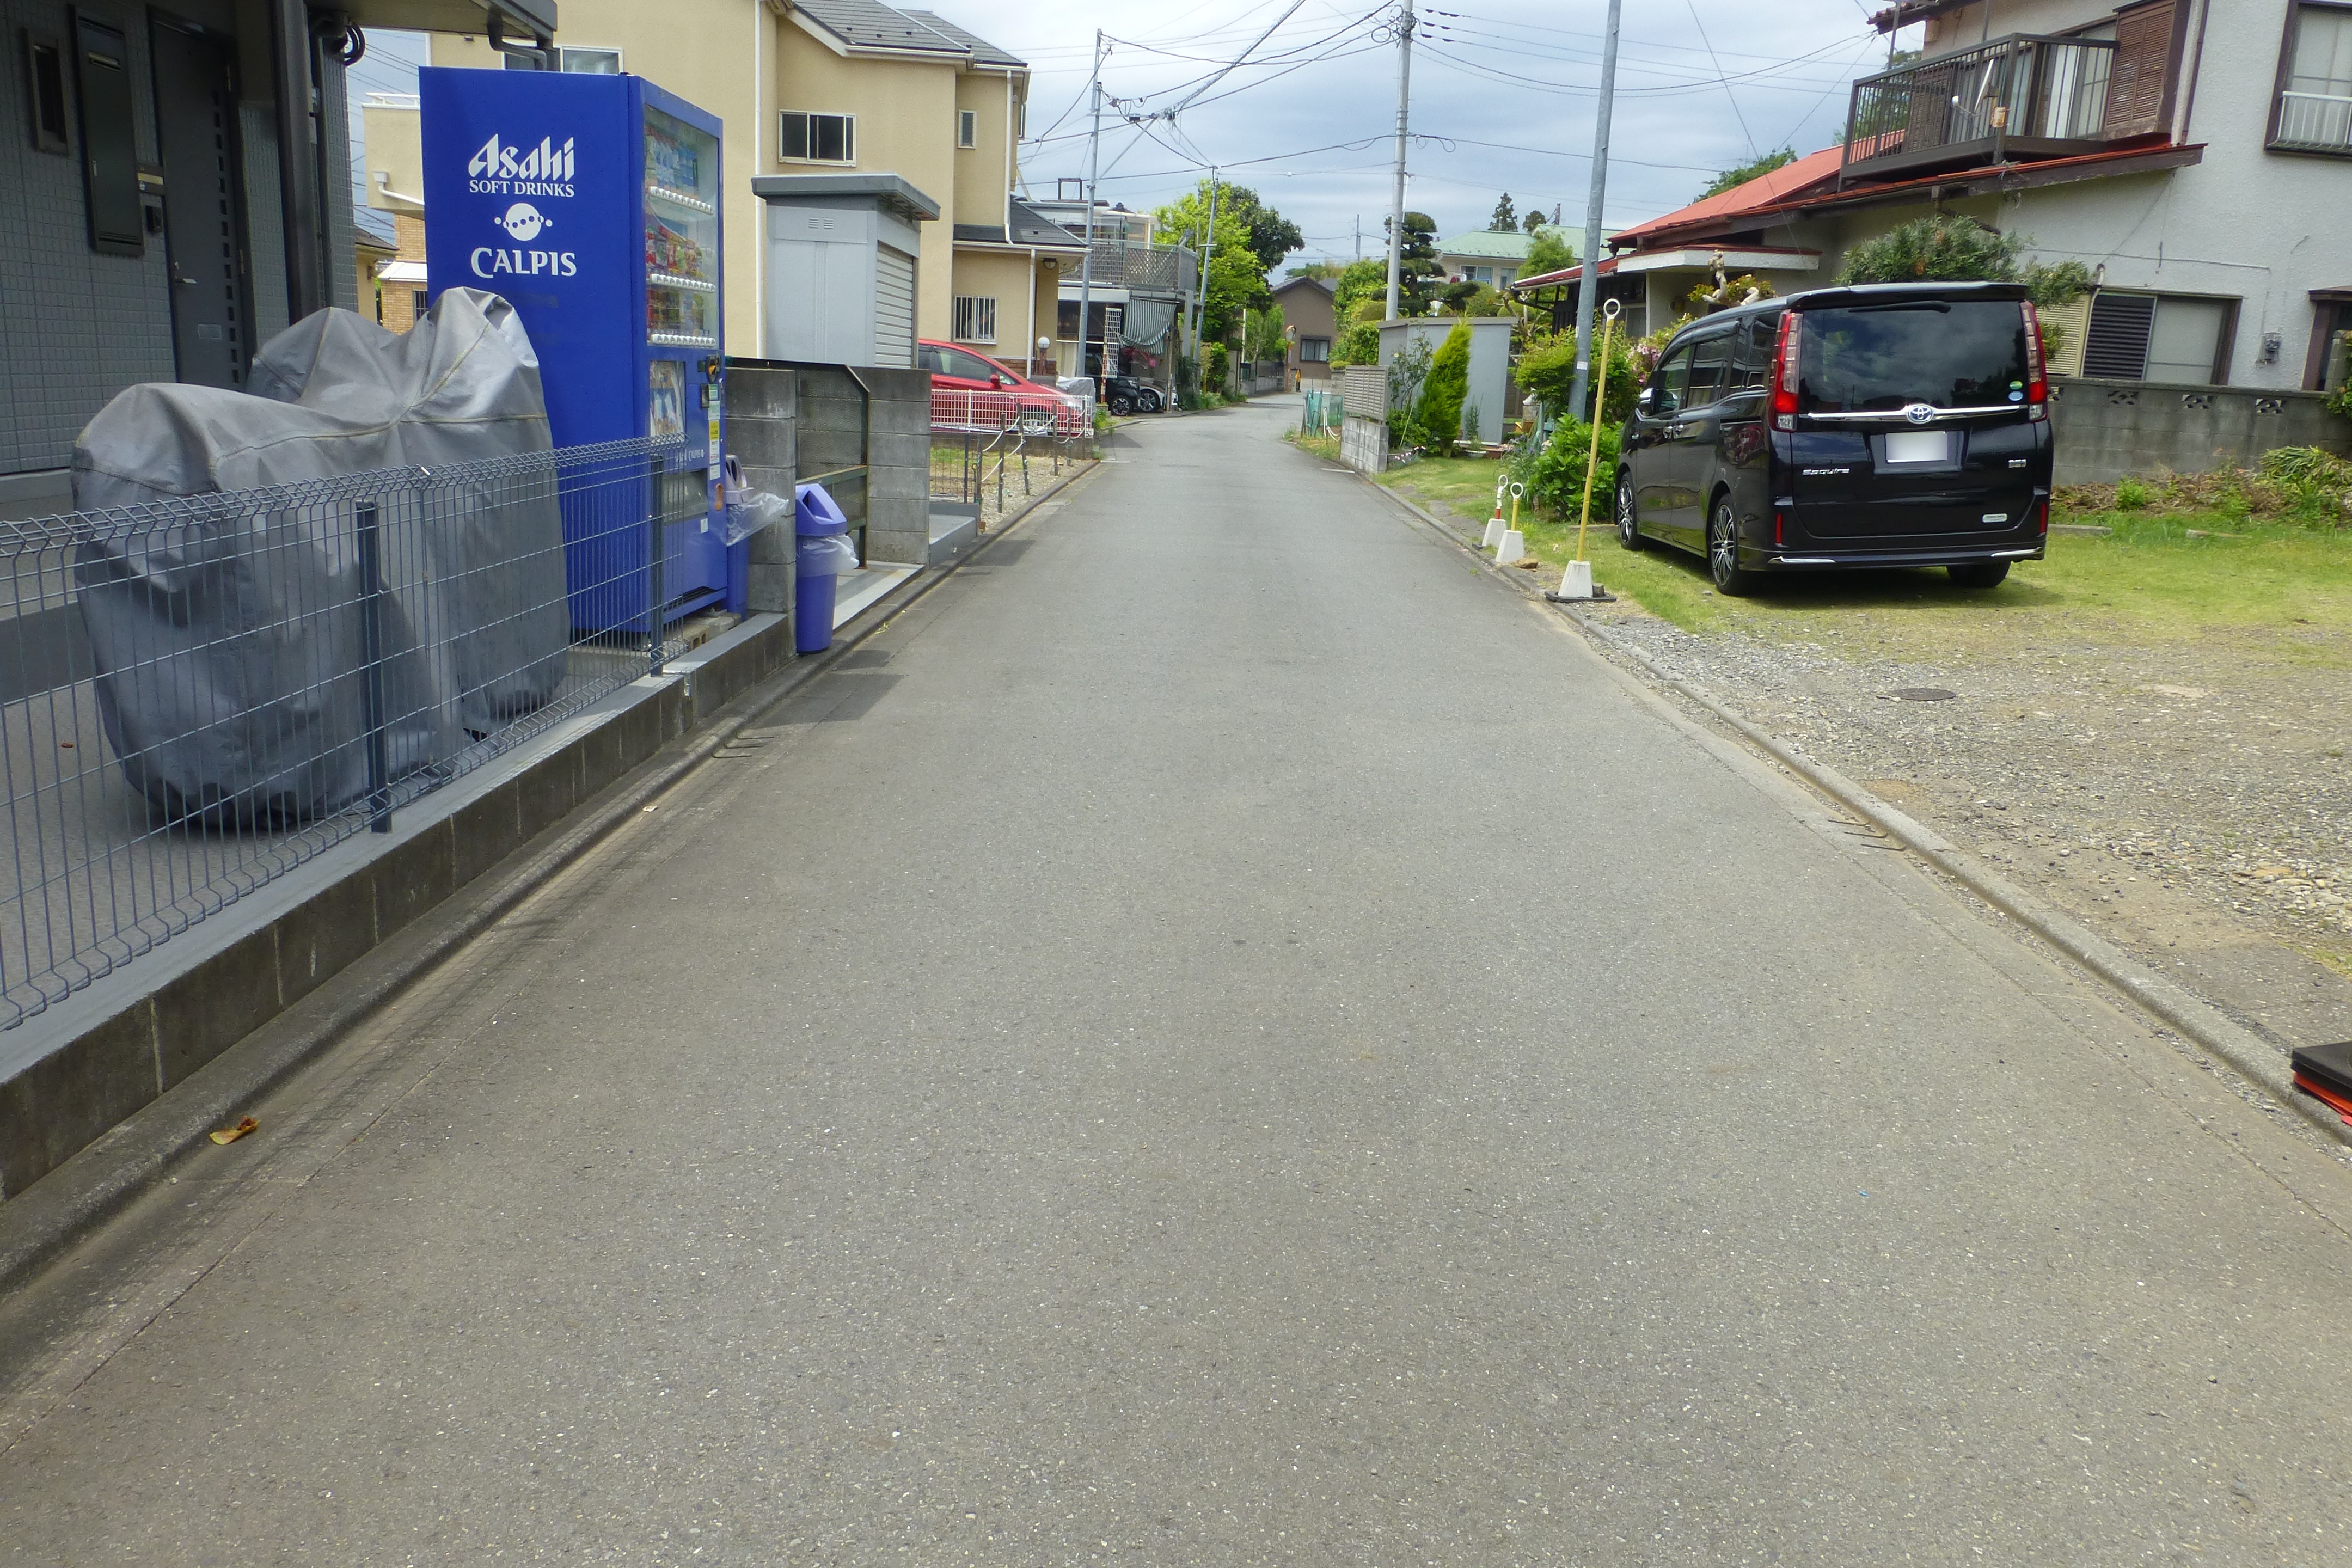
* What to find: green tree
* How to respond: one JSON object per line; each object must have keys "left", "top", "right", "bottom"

{"left": 1413, "top": 321, "right": 1472, "bottom": 454}
{"left": 1514, "top": 327, "right": 1640, "bottom": 425}
{"left": 1523, "top": 226, "right": 1576, "bottom": 278}
{"left": 1156, "top": 180, "right": 1300, "bottom": 277}
{"left": 1489, "top": 192, "right": 1518, "bottom": 231}
{"left": 1157, "top": 190, "right": 1271, "bottom": 341}
{"left": 1383, "top": 210, "right": 1443, "bottom": 317}
{"left": 1245, "top": 303, "right": 1287, "bottom": 363}
{"left": 1330, "top": 256, "right": 1388, "bottom": 326}
{"left": 1522, "top": 207, "right": 1550, "bottom": 234}
{"left": 1700, "top": 148, "right": 1796, "bottom": 200}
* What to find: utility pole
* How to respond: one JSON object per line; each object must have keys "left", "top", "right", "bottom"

{"left": 1383, "top": 0, "right": 1413, "bottom": 321}
{"left": 1567, "top": 0, "right": 1622, "bottom": 422}
{"left": 1076, "top": 31, "right": 1105, "bottom": 393}
{"left": 1200, "top": 171, "right": 1221, "bottom": 393}
{"left": 1355, "top": 214, "right": 1362, "bottom": 263}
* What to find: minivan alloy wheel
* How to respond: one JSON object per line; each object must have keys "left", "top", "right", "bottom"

{"left": 1617, "top": 477, "right": 1644, "bottom": 550}
{"left": 1708, "top": 499, "right": 1753, "bottom": 596}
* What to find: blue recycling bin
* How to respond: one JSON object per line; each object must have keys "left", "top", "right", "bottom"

{"left": 794, "top": 482, "right": 853, "bottom": 654}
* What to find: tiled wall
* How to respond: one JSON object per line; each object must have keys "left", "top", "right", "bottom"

{"left": 0, "top": 0, "right": 176, "bottom": 476}
{"left": 0, "top": 2, "right": 352, "bottom": 480}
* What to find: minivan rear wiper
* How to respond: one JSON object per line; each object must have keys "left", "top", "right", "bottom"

{"left": 1843, "top": 301, "right": 1952, "bottom": 314}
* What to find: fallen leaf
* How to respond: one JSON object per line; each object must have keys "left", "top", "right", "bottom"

{"left": 209, "top": 1117, "right": 258, "bottom": 1146}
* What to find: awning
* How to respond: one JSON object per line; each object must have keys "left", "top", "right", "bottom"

{"left": 376, "top": 259, "right": 428, "bottom": 284}
{"left": 341, "top": 0, "right": 556, "bottom": 45}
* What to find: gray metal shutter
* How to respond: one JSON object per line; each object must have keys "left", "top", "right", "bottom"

{"left": 2082, "top": 292, "right": 2155, "bottom": 379}
{"left": 874, "top": 245, "right": 916, "bottom": 368}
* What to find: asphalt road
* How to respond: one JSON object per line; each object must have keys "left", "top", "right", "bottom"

{"left": 7, "top": 399, "right": 2352, "bottom": 1565}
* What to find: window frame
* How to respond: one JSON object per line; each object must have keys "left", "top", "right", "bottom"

{"left": 22, "top": 29, "right": 68, "bottom": 154}
{"left": 1300, "top": 336, "right": 1332, "bottom": 363}
{"left": 952, "top": 294, "right": 997, "bottom": 345}
{"left": 2082, "top": 287, "right": 2241, "bottom": 384}
{"left": 2267, "top": 0, "right": 2352, "bottom": 156}
{"left": 779, "top": 110, "right": 855, "bottom": 165}
{"left": 957, "top": 108, "right": 977, "bottom": 149}
{"left": 503, "top": 45, "right": 623, "bottom": 72}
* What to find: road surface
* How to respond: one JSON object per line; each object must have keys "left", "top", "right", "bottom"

{"left": 6, "top": 399, "right": 2352, "bottom": 1564}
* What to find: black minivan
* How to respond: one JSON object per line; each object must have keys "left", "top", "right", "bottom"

{"left": 1616, "top": 281, "right": 2053, "bottom": 593}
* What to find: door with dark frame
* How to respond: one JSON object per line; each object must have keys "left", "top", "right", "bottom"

{"left": 149, "top": 15, "right": 252, "bottom": 389}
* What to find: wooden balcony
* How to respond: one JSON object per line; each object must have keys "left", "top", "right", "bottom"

{"left": 1839, "top": 31, "right": 2169, "bottom": 185}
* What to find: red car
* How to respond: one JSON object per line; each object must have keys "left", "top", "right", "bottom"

{"left": 920, "top": 340, "right": 1085, "bottom": 436}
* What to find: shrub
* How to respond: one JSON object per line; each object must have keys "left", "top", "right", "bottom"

{"left": 1524, "top": 416, "right": 1621, "bottom": 524}
{"left": 1513, "top": 328, "right": 1641, "bottom": 426}
{"left": 1386, "top": 334, "right": 1434, "bottom": 446}
{"left": 1837, "top": 214, "right": 2023, "bottom": 285}
{"left": 1330, "top": 320, "right": 1381, "bottom": 367}
{"left": 2115, "top": 477, "right": 2149, "bottom": 510}
{"left": 1413, "top": 321, "right": 1472, "bottom": 455}
{"left": 1202, "top": 342, "right": 1229, "bottom": 393}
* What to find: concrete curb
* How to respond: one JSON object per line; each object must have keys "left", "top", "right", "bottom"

{"left": 0, "top": 458, "right": 1102, "bottom": 1293}
{"left": 1358, "top": 468, "right": 2344, "bottom": 1147}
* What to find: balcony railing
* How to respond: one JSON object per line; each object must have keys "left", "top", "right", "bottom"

{"left": 1841, "top": 33, "right": 2122, "bottom": 183}
{"left": 1078, "top": 241, "right": 1198, "bottom": 297}
{"left": 2276, "top": 89, "right": 2352, "bottom": 151}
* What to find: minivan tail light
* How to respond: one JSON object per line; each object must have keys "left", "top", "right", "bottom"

{"left": 1771, "top": 312, "right": 1800, "bottom": 431}
{"left": 2022, "top": 300, "right": 2047, "bottom": 422}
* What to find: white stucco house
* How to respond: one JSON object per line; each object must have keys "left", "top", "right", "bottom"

{"left": 1516, "top": 0, "right": 2352, "bottom": 396}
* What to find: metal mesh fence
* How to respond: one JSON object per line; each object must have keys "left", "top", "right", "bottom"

{"left": 0, "top": 435, "right": 696, "bottom": 1030}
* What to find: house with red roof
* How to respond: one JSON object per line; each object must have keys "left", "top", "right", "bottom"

{"left": 1518, "top": 0, "right": 2352, "bottom": 397}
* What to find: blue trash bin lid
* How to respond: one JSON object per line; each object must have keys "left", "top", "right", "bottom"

{"left": 794, "top": 481, "right": 849, "bottom": 536}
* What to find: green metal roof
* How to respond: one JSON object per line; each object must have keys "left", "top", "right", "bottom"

{"left": 1435, "top": 228, "right": 1561, "bottom": 261}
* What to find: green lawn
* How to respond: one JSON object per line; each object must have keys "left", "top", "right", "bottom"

{"left": 1378, "top": 456, "right": 2352, "bottom": 666}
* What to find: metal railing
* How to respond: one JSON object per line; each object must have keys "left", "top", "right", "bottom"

{"left": 0, "top": 435, "right": 699, "bottom": 1029}
{"left": 929, "top": 424, "right": 1088, "bottom": 523}
{"left": 1081, "top": 240, "right": 1197, "bottom": 296}
{"left": 929, "top": 386, "right": 1090, "bottom": 439}
{"left": 1841, "top": 33, "right": 2117, "bottom": 181}
{"left": 2277, "top": 89, "right": 2352, "bottom": 151}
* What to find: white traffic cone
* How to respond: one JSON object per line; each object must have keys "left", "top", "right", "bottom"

{"left": 1554, "top": 559, "right": 1596, "bottom": 599}
{"left": 1497, "top": 528, "right": 1526, "bottom": 563}
{"left": 1480, "top": 492, "right": 1508, "bottom": 552}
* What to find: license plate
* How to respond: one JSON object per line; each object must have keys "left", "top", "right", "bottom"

{"left": 1883, "top": 430, "right": 1948, "bottom": 465}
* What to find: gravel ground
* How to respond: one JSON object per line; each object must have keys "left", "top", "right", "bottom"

{"left": 1413, "top": 498, "right": 2352, "bottom": 1059}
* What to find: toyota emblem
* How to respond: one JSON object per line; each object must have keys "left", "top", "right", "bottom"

{"left": 1902, "top": 402, "right": 1937, "bottom": 425}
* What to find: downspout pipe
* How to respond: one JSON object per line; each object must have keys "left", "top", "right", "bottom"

{"left": 274, "top": 0, "right": 324, "bottom": 321}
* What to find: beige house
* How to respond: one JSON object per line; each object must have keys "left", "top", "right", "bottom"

{"left": 420, "top": 0, "right": 1067, "bottom": 366}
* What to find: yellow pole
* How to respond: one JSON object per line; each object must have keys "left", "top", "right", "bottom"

{"left": 1574, "top": 310, "right": 1616, "bottom": 565}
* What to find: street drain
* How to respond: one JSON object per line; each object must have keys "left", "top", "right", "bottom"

{"left": 1891, "top": 688, "right": 1959, "bottom": 702}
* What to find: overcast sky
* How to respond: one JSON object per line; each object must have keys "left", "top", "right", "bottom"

{"left": 973, "top": 0, "right": 1908, "bottom": 262}
{"left": 348, "top": 1, "right": 1914, "bottom": 266}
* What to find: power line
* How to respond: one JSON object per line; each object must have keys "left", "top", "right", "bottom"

{"left": 1685, "top": 0, "right": 1759, "bottom": 156}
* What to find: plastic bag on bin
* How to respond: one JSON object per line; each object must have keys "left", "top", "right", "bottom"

{"left": 71, "top": 289, "right": 566, "bottom": 826}
{"left": 795, "top": 534, "right": 859, "bottom": 577}
{"left": 722, "top": 488, "right": 794, "bottom": 547}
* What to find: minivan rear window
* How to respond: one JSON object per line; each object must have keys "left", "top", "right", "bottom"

{"left": 1797, "top": 301, "right": 2028, "bottom": 413}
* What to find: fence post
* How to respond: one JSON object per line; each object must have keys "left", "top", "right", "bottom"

{"left": 646, "top": 455, "right": 666, "bottom": 677}
{"left": 356, "top": 499, "right": 393, "bottom": 834}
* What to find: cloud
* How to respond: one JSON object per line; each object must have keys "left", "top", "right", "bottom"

{"left": 971, "top": 0, "right": 1892, "bottom": 263}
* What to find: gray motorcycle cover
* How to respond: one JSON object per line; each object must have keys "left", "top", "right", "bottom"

{"left": 72, "top": 289, "right": 568, "bottom": 825}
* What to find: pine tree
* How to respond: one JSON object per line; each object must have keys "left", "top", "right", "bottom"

{"left": 1489, "top": 193, "right": 1517, "bottom": 232}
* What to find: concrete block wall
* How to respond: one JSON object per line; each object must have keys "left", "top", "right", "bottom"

{"left": 727, "top": 366, "right": 798, "bottom": 618}
{"left": 2049, "top": 378, "right": 2352, "bottom": 485}
{"left": 861, "top": 367, "right": 932, "bottom": 567}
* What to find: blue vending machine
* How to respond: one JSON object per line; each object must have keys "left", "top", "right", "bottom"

{"left": 419, "top": 66, "right": 739, "bottom": 634}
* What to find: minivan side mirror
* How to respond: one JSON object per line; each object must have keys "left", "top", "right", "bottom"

{"left": 1636, "top": 385, "right": 1655, "bottom": 413}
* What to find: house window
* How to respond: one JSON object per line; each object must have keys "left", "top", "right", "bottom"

{"left": 2273, "top": 2, "right": 2352, "bottom": 152}
{"left": 504, "top": 46, "right": 622, "bottom": 72}
{"left": 780, "top": 111, "right": 854, "bottom": 164}
{"left": 1300, "top": 336, "right": 1331, "bottom": 363}
{"left": 22, "top": 32, "right": 68, "bottom": 153}
{"left": 953, "top": 296, "right": 996, "bottom": 343}
{"left": 2082, "top": 291, "right": 2237, "bottom": 383}
{"left": 958, "top": 108, "right": 977, "bottom": 149}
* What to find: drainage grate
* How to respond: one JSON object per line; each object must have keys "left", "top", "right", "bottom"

{"left": 1891, "top": 688, "right": 1959, "bottom": 702}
